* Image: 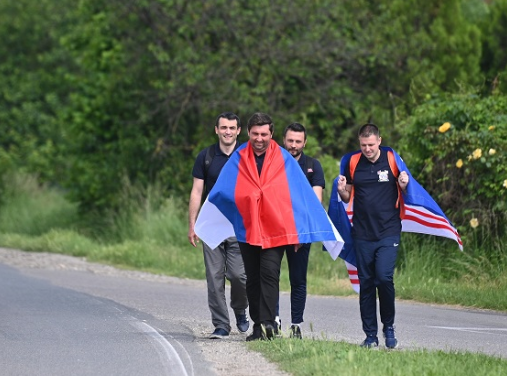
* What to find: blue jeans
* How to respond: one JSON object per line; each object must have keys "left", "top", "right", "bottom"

{"left": 354, "top": 235, "right": 400, "bottom": 337}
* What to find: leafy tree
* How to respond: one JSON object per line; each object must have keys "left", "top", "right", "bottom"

{"left": 0, "top": 0, "right": 491, "bottom": 214}
{"left": 479, "top": 0, "right": 507, "bottom": 93}
{"left": 0, "top": 0, "right": 76, "bottom": 183}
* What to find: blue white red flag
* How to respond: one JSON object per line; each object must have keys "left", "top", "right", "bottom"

{"left": 195, "top": 140, "right": 344, "bottom": 258}
{"left": 327, "top": 146, "right": 463, "bottom": 292}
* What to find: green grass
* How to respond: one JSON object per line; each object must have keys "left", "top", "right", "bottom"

{"left": 248, "top": 338, "right": 507, "bottom": 376}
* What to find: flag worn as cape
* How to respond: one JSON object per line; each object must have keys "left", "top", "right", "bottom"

{"left": 327, "top": 146, "right": 463, "bottom": 292}
{"left": 195, "top": 140, "right": 344, "bottom": 258}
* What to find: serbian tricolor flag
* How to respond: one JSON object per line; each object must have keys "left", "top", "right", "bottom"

{"left": 327, "top": 146, "right": 463, "bottom": 293}
{"left": 195, "top": 140, "right": 344, "bottom": 258}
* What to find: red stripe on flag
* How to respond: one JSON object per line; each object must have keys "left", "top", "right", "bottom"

{"left": 235, "top": 142, "right": 298, "bottom": 248}
{"left": 405, "top": 206, "right": 449, "bottom": 224}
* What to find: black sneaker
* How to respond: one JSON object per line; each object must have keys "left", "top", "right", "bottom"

{"left": 384, "top": 326, "right": 398, "bottom": 349}
{"left": 360, "top": 335, "right": 379, "bottom": 348}
{"left": 209, "top": 328, "right": 229, "bottom": 339}
{"left": 246, "top": 326, "right": 262, "bottom": 342}
{"left": 260, "top": 323, "right": 276, "bottom": 340}
{"left": 235, "top": 313, "right": 250, "bottom": 333}
{"left": 290, "top": 324, "right": 302, "bottom": 339}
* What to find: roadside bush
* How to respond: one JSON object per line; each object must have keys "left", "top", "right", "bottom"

{"left": 398, "top": 91, "right": 507, "bottom": 247}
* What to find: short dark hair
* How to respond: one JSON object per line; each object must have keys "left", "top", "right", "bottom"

{"left": 215, "top": 112, "right": 241, "bottom": 128}
{"left": 283, "top": 122, "right": 307, "bottom": 140}
{"left": 358, "top": 123, "right": 380, "bottom": 138}
{"left": 246, "top": 112, "right": 274, "bottom": 133}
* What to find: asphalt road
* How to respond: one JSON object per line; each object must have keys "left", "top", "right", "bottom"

{"left": 0, "top": 263, "right": 214, "bottom": 376}
{"left": 1, "top": 259, "right": 506, "bottom": 376}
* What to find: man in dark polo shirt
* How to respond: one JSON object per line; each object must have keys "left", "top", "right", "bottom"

{"left": 188, "top": 112, "right": 249, "bottom": 339}
{"left": 279, "top": 122, "right": 325, "bottom": 339}
{"left": 336, "top": 123, "right": 409, "bottom": 349}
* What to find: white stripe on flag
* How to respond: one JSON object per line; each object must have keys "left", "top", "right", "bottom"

{"left": 195, "top": 199, "right": 235, "bottom": 249}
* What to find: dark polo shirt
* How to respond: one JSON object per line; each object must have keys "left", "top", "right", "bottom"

{"left": 344, "top": 150, "right": 401, "bottom": 241}
{"left": 192, "top": 142, "right": 240, "bottom": 197}
{"left": 297, "top": 153, "right": 325, "bottom": 188}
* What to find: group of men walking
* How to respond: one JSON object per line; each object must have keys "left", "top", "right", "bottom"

{"left": 188, "top": 112, "right": 407, "bottom": 349}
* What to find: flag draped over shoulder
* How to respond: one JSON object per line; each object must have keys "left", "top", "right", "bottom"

{"left": 327, "top": 146, "right": 463, "bottom": 293}
{"left": 195, "top": 140, "right": 344, "bottom": 258}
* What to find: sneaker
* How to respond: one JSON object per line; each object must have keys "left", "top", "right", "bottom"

{"left": 360, "top": 335, "right": 379, "bottom": 348}
{"left": 235, "top": 313, "right": 250, "bottom": 333}
{"left": 260, "top": 323, "right": 276, "bottom": 340}
{"left": 290, "top": 324, "right": 302, "bottom": 339}
{"left": 246, "top": 326, "right": 262, "bottom": 342}
{"left": 275, "top": 316, "right": 282, "bottom": 332}
{"left": 209, "top": 328, "right": 229, "bottom": 339}
{"left": 384, "top": 326, "right": 398, "bottom": 349}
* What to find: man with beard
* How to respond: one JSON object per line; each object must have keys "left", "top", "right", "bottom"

{"left": 279, "top": 122, "right": 325, "bottom": 339}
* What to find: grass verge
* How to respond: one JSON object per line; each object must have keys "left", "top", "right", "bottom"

{"left": 248, "top": 338, "right": 507, "bottom": 376}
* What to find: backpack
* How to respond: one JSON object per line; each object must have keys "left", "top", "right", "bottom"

{"left": 347, "top": 150, "right": 404, "bottom": 218}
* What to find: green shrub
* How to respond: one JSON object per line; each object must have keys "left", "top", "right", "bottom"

{"left": 398, "top": 92, "right": 507, "bottom": 247}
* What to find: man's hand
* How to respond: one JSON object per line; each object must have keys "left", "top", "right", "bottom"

{"left": 337, "top": 175, "right": 347, "bottom": 193}
{"left": 188, "top": 228, "right": 200, "bottom": 248}
{"left": 398, "top": 171, "right": 409, "bottom": 192}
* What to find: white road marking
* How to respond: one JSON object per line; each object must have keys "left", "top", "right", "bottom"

{"left": 132, "top": 321, "right": 191, "bottom": 376}
{"left": 428, "top": 326, "right": 507, "bottom": 335}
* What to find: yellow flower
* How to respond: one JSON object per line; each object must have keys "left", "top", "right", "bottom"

{"left": 467, "top": 155, "right": 473, "bottom": 161}
{"left": 504, "top": 180, "right": 507, "bottom": 189}
{"left": 470, "top": 218, "right": 479, "bottom": 228}
{"left": 455, "top": 159, "right": 463, "bottom": 168}
{"left": 488, "top": 126, "right": 495, "bottom": 131}
{"left": 488, "top": 148, "right": 496, "bottom": 156}
{"left": 472, "top": 148, "right": 482, "bottom": 159}
{"left": 438, "top": 122, "right": 451, "bottom": 133}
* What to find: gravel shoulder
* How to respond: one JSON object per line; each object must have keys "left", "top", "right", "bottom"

{"left": 0, "top": 247, "right": 290, "bottom": 376}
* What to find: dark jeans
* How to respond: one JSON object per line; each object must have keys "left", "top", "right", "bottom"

{"left": 277, "top": 243, "right": 311, "bottom": 324}
{"left": 354, "top": 235, "right": 400, "bottom": 337}
{"left": 239, "top": 242, "right": 285, "bottom": 328}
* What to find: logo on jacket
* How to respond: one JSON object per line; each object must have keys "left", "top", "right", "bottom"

{"left": 378, "top": 170, "right": 389, "bottom": 182}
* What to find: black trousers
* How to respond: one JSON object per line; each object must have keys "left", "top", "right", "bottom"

{"left": 239, "top": 242, "right": 285, "bottom": 328}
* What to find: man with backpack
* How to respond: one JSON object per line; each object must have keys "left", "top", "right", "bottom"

{"left": 336, "top": 123, "right": 409, "bottom": 349}
{"left": 279, "top": 122, "right": 325, "bottom": 339}
{"left": 188, "top": 112, "right": 249, "bottom": 339}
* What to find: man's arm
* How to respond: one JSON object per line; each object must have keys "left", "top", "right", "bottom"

{"left": 188, "top": 178, "right": 205, "bottom": 247}
{"left": 312, "top": 186, "right": 323, "bottom": 203}
{"left": 309, "top": 158, "right": 325, "bottom": 203}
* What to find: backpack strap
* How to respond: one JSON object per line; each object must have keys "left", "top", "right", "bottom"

{"left": 204, "top": 145, "right": 216, "bottom": 180}
{"left": 347, "top": 153, "right": 362, "bottom": 212}
{"left": 304, "top": 156, "right": 314, "bottom": 179}
{"left": 387, "top": 150, "right": 405, "bottom": 219}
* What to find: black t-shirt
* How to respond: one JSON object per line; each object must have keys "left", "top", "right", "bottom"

{"left": 344, "top": 150, "right": 401, "bottom": 241}
{"left": 192, "top": 142, "right": 240, "bottom": 197}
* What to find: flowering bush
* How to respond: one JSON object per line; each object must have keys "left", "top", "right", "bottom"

{"left": 397, "top": 92, "right": 507, "bottom": 241}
